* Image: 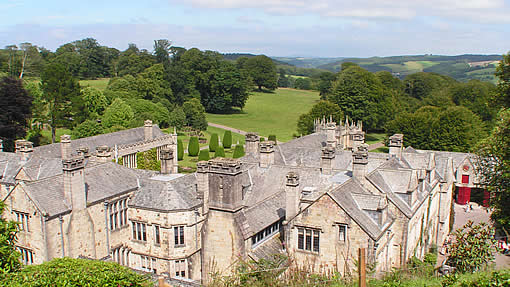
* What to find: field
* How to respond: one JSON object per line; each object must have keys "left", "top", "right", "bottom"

{"left": 79, "top": 78, "right": 110, "bottom": 90}
{"left": 207, "top": 88, "right": 320, "bottom": 142}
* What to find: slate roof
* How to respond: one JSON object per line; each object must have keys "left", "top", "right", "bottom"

{"left": 22, "top": 162, "right": 154, "bottom": 217}
{"left": 130, "top": 174, "right": 201, "bottom": 212}
{"left": 0, "top": 152, "right": 24, "bottom": 185}
{"left": 32, "top": 125, "right": 165, "bottom": 158}
{"left": 17, "top": 156, "right": 63, "bottom": 181}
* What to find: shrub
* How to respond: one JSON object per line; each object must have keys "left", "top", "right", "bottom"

{"left": 188, "top": 137, "right": 199, "bottom": 156}
{"left": 1, "top": 258, "right": 151, "bottom": 286}
{"left": 199, "top": 149, "right": 210, "bottom": 161}
{"left": 209, "top": 133, "right": 219, "bottom": 152}
{"left": 233, "top": 145, "right": 245, "bottom": 158}
{"left": 260, "top": 137, "right": 265, "bottom": 142}
{"left": 136, "top": 148, "right": 160, "bottom": 171}
{"left": 214, "top": 146, "right": 225, "bottom": 158}
{"left": 223, "top": 130, "right": 232, "bottom": 148}
{"left": 177, "top": 139, "right": 184, "bottom": 160}
{"left": 268, "top": 134, "right": 277, "bottom": 144}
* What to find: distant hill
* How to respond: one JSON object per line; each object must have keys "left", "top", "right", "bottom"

{"left": 315, "top": 54, "right": 502, "bottom": 83}
{"left": 272, "top": 57, "right": 344, "bottom": 68}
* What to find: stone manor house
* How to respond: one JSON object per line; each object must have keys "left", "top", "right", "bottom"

{"left": 0, "top": 119, "right": 479, "bottom": 284}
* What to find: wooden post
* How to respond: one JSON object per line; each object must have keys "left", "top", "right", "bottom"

{"left": 359, "top": 248, "right": 366, "bottom": 287}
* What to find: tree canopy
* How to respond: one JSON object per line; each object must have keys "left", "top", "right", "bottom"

{"left": 240, "top": 55, "right": 277, "bottom": 91}
{"left": 297, "top": 100, "right": 343, "bottom": 136}
{"left": 0, "top": 77, "right": 32, "bottom": 151}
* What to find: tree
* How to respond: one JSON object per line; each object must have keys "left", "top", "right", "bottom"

{"left": 40, "top": 63, "right": 82, "bottom": 143}
{"left": 188, "top": 136, "right": 199, "bottom": 156}
{"left": 168, "top": 106, "right": 186, "bottom": 130}
{"left": 223, "top": 130, "right": 232, "bottom": 149}
{"left": 294, "top": 78, "right": 312, "bottom": 90}
{"left": 296, "top": 100, "right": 343, "bottom": 136}
{"left": 153, "top": 39, "right": 172, "bottom": 65}
{"left": 102, "top": 98, "right": 134, "bottom": 129}
{"left": 495, "top": 52, "right": 510, "bottom": 108}
{"left": 1, "top": 258, "right": 151, "bottom": 286}
{"left": 177, "top": 139, "right": 184, "bottom": 160}
{"left": 268, "top": 135, "right": 277, "bottom": 144}
{"left": 242, "top": 55, "right": 277, "bottom": 91}
{"left": 198, "top": 149, "right": 210, "bottom": 161}
{"left": 72, "top": 119, "right": 104, "bottom": 139}
{"left": 476, "top": 109, "right": 510, "bottom": 230}
{"left": 182, "top": 98, "right": 207, "bottom": 131}
{"left": 317, "top": 72, "right": 336, "bottom": 99}
{"left": 233, "top": 144, "right": 245, "bottom": 158}
{"left": 81, "top": 87, "right": 109, "bottom": 118}
{"left": 0, "top": 77, "right": 32, "bottom": 151}
{"left": 214, "top": 146, "right": 225, "bottom": 158}
{"left": 209, "top": 133, "right": 219, "bottom": 152}
{"left": 0, "top": 201, "right": 21, "bottom": 275}
{"left": 277, "top": 68, "right": 290, "bottom": 88}
{"left": 448, "top": 221, "right": 496, "bottom": 273}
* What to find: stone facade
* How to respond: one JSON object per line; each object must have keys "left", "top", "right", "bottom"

{"left": 0, "top": 119, "right": 480, "bottom": 285}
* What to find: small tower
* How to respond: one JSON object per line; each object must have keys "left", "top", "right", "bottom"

{"left": 388, "top": 134, "right": 404, "bottom": 159}
{"left": 352, "top": 144, "right": 369, "bottom": 180}
{"left": 285, "top": 171, "right": 300, "bottom": 220}
{"left": 144, "top": 120, "right": 153, "bottom": 141}
{"left": 259, "top": 141, "right": 275, "bottom": 168}
{"left": 321, "top": 146, "right": 335, "bottom": 175}
{"left": 245, "top": 133, "right": 260, "bottom": 154}
{"left": 160, "top": 147, "right": 175, "bottom": 174}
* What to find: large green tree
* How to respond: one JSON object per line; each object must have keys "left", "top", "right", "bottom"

{"left": 40, "top": 63, "right": 82, "bottom": 143}
{"left": 495, "top": 52, "right": 510, "bottom": 108}
{"left": 476, "top": 109, "right": 510, "bottom": 231}
{"left": 102, "top": 98, "right": 135, "bottom": 129}
{"left": 182, "top": 98, "right": 208, "bottom": 131}
{"left": 241, "top": 55, "right": 277, "bottom": 91}
{"left": 297, "top": 100, "right": 343, "bottom": 136}
{"left": 0, "top": 77, "right": 32, "bottom": 151}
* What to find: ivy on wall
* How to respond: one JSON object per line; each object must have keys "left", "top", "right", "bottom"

{"left": 136, "top": 148, "right": 161, "bottom": 171}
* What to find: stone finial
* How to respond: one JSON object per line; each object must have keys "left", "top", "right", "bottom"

{"left": 353, "top": 144, "right": 369, "bottom": 165}
{"left": 15, "top": 140, "right": 33, "bottom": 153}
{"left": 95, "top": 145, "right": 111, "bottom": 162}
{"left": 286, "top": 171, "right": 299, "bottom": 187}
{"left": 62, "top": 156, "right": 85, "bottom": 171}
{"left": 60, "top": 135, "right": 72, "bottom": 159}
{"left": 60, "top": 134, "right": 71, "bottom": 143}
{"left": 76, "top": 147, "right": 90, "bottom": 158}
{"left": 144, "top": 119, "right": 153, "bottom": 127}
{"left": 144, "top": 120, "right": 153, "bottom": 141}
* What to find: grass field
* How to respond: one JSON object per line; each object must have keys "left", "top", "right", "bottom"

{"left": 79, "top": 78, "right": 110, "bottom": 91}
{"left": 207, "top": 88, "right": 320, "bottom": 142}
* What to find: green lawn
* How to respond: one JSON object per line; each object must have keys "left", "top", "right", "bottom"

{"left": 79, "top": 78, "right": 110, "bottom": 91}
{"left": 40, "top": 128, "right": 73, "bottom": 143}
{"left": 365, "top": 133, "right": 386, "bottom": 145}
{"left": 206, "top": 88, "right": 320, "bottom": 142}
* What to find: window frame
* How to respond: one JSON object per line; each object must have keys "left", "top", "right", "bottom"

{"left": 14, "top": 211, "right": 29, "bottom": 232}
{"left": 296, "top": 227, "right": 320, "bottom": 253}
{"left": 132, "top": 221, "right": 147, "bottom": 242}
{"left": 174, "top": 226, "right": 185, "bottom": 247}
{"left": 338, "top": 224, "right": 347, "bottom": 242}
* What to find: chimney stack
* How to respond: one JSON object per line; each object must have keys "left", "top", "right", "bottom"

{"left": 60, "top": 135, "right": 72, "bottom": 159}
{"left": 285, "top": 171, "right": 300, "bottom": 220}
{"left": 160, "top": 147, "right": 175, "bottom": 174}
{"left": 388, "top": 134, "right": 404, "bottom": 159}
{"left": 197, "top": 161, "right": 210, "bottom": 213}
{"left": 245, "top": 133, "right": 260, "bottom": 154}
{"left": 63, "top": 156, "right": 86, "bottom": 210}
{"left": 352, "top": 144, "right": 369, "bottom": 180}
{"left": 15, "top": 140, "right": 33, "bottom": 161}
{"left": 95, "top": 145, "right": 111, "bottom": 162}
{"left": 76, "top": 146, "right": 90, "bottom": 158}
{"left": 326, "top": 122, "right": 337, "bottom": 149}
{"left": 144, "top": 120, "right": 153, "bottom": 141}
{"left": 259, "top": 141, "right": 275, "bottom": 168}
{"left": 321, "top": 146, "right": 335, "bottom": 175}
{"left": 351, "top": 131, "right": 365, "bottom": 151}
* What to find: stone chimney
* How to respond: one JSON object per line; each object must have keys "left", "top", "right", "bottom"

{"left": 351, "top": 131, "right": 365, "bottom": 151}
{"left": 60, "top": 135, "right": 72, "bottom": 159}
{"left": 205, "top": 158, "right": 243, "bottom": 212}
{"left": 388, "top": 134, "right": 403, "bottom": 159}
{"left": 144, "top": 120, "right": 153, "bottom": 141}
{"left": 95, "top": 145, "right": 111, "bottom": 162}
{"left": 15, "top": 140, "right": 33, "bottom": 161}
{"left": 326, "top": 122, "right": 337, "bottom": 148}
{"left": 63, "top": 156, "right": 86, "bottom": 210}
{"left": 160, "top": 147, "right": 174, "bottom": 174}
{"left": 245, "top": 133, "right": 260, "bottom": 154}
{"left": 427, "top": 152, "right": 436, "bottom": 183}
{"left": 197, "top": 161, "right": 210, "bottom": 213}
{"left": 259, "top": 141, "right": 275, "bottom": 168}
{"left": 321, "top": 146, "right": 335, "bottom": 175}
{"left": 285, "top": 171, "right": 300, "bottom": 220}
{"left": 352, "top": 144, "right": 369, "bottom": 180}
{"left": 76, "top": 146, "right": 90, "bottom": 158}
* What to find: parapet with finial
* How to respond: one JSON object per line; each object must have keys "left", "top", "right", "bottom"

{"left": 207, "top": 158, "right": 242, "bottom": 175}
{"left": 62, "top": 156, "right": 85, "bottom": 171}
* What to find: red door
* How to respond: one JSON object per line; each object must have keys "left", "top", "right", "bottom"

{"left": 462, "top": 175, "right": 470, "bottom": 184}
{"left": 457, "top": 187, "right": 471, "bottom": 205}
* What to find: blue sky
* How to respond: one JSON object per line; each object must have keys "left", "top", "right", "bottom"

{"left": 1, "top": 0, "right": 509, "bottom": 57}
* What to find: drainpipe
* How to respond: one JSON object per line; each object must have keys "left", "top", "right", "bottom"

{"left": 104, "top": 201, "right": 110, "bottom": 255}
{"left": 59, "top": 215, "right": 65, "bottom": 257}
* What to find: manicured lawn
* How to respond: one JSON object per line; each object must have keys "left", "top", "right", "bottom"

{"left": 79, "top": 78, "right": 110, "bottom": 91}
{"left": 365, "top": 133, "right": 387, "bottom": 145}
{"left": 40, "top": 128, "right": 73, "bottom": 143}
{"left": 206, "top": 88, "right": 320, "bottom": 142}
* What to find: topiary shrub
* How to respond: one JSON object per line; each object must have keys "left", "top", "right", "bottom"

{"left": 268, "top": 135, "right": 277, "bottom": 144}
{"left": 177, "top": 139, "right": 184, "bottom": 160}
{"left": 188, "top": 137, "right": 199, "bottom": 156}
{"left": 199, "top": 149, "right": 210, "bottom": 161}
{"left": 233, "top": 145, "right": 245, "bottom": 158}
{"left": 223, "top": 130, "right": 232, "bottom": 149}
{"left": 1, "top": 258, "right": 151, "bottom": 286}
{"left": 260, "top": 137, "right": 265, "bottom": 142}
{"left": 209, "top": 133, "right": 219, "bottom": 152}
{"left": 214, "top": 146, "right": 225, "bottom": 158}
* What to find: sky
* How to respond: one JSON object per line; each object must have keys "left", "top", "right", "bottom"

{"left": 1, "top": 0, "right": 509, "bottom": 57}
